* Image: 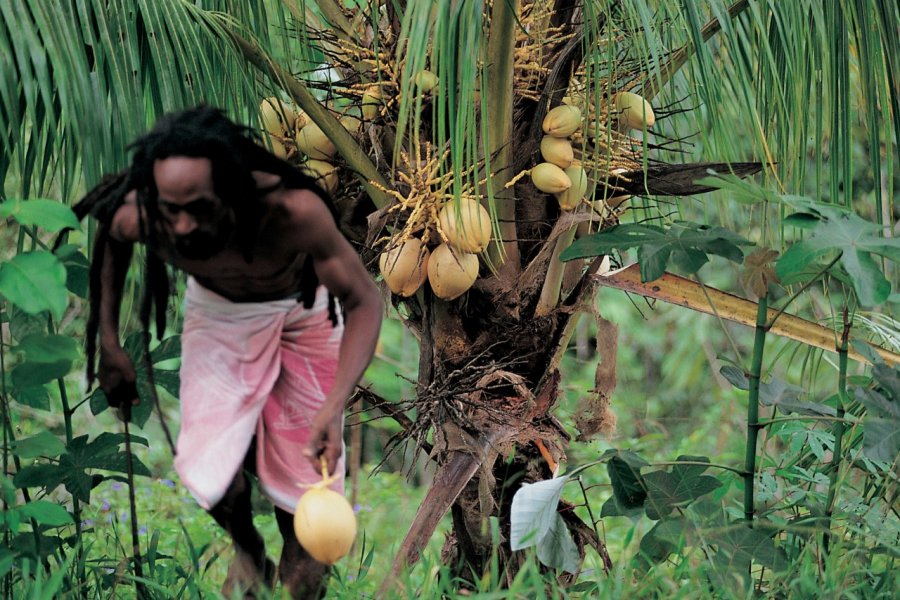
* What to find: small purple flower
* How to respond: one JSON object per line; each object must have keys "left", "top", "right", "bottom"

{"left": 353, "top": 504, "right": 361, "bottom": 514}
{"left": 111, "top": 482, "right": 123, "bottom": 491}
{"left": 346, "top": 574, "right": 355, "bottom": 582}
{"left": 159, "top": 479, "right": 176, "bottom": 489}
{"left": 101, "top": 500, "right": 111, "bottom": 512}
{"left": 139, "top": 526, "right": 147, "bottom": 535}
{"left": 81, "top": 519, "right": 94, "bottom": 527}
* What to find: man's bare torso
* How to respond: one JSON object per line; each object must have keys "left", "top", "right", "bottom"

{"left": 116, "top": 170, "right": 318, "bottom": 303}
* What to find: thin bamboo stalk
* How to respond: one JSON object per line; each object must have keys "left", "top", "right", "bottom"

{"left": 824, "top": 309, "right": 851, "bottom": 553}
{"left": 743, "top": 296, "right": 768, "bottom": 524}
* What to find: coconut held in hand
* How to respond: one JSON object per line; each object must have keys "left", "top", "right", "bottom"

{"left": 294, "top": 460, "right": 357, "bottom": 565}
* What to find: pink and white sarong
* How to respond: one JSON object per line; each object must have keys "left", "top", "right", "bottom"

{"left": 174, "top": 278, "right": 344, "bottom": 512}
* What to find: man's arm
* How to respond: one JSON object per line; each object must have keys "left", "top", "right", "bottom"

{"left": 288, "top": 191, "right": 383, "bottom": 475}
{"left": 97, "top": 196, "right": 141, "bottom": 413}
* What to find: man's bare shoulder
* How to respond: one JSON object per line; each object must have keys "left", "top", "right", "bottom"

{"left": 109, "top": 190, "right": 140, "bottom": 242}
{"left": 263, "top": 185, "right": 334, "bottom": 229}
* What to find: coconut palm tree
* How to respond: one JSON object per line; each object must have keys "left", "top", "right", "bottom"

{"left": 2, "top": 0, "right": 898, "bottom": 588}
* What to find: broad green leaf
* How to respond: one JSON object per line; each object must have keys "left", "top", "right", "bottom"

{"left": 88, "top": 388, "right": 108, "bottom": 416}
{"left": 535, "top": 513, "right": 580, "bottom": 574}
{"left": 0, "top": 550, "right": 14, "bottom": 579}
{"left": 11, "top": 431, "right": 65, "bottom": 459}
{"left": 19, "top": 501, "right": 73, "bottom": 527}
{"left": 509, "top": 475, "right": 570, "bottom": 551}
{"left": 0, "top": 252, "right": 68, "bottom": 319}
{"left": 781, "top": 213, "right": 822, "bottom": 230}
{"left": 150, "top": 335, "right": 182, "bottom": 363}
{"left": 775, "top": 199, "right": 900, "bottom": 307}
{"left": 862, "top": 419, "right": 900, "bottom": 463}
{"left": 15, "top": 333, "right": 80, "bottom": 363}
{"left": 643, "top": 457, "right": 722, "bottom": 520}
{"left": 871, "top": 363, "right": 900, "bottom": 405}
{"left": 0, "top": 198, "right": 79, "bottom": 232}
{"left": 852, "top": 360, "right": 900, "bottom": 462}
{"left": 11, "top": 385, "right": 50, "bottom": 411}
{"left": 54, "top": 244, "right": 89, "bottom": 298}
{"left": 13, "top": 464, "right": 63, "bottom": 490}
{"left": 605, "top": 449, "right": 648, "bottom": 510}
{"left": 720, "top": 366, "right": 833, "bottom": 416}
{"left": 11, "top": 360, "right": 72, "bottom": 387}
{"left": 1, "top": 474, "right": 16, "bottom": 505}
{"left": 58, "top": 460, "right": 94, "bottom": 504}
{"left": 635, "top": 519, "right": 686, "bottom": 568}
{"left": 599, "top": 495, "right": 644, "bottom": 521}
{"left": 55, "top": 434, "right": 150, "bottom": 503}
{"left": 7, "top": 305, "right": 46, "bottom": 342}
{"left": 711, "top": 523, "right": 788, "bottom": 582}
{"left": 853, "top": 387, "right": 898, "bottom": 419}
{"left": 0, "top": 508, "right": 20, "bottom": 533}
{"left": 148, "top": 369, "right": 181, "bottom": 399}
{"left": 561, "top": 222, "right": 751, "bottom": 282}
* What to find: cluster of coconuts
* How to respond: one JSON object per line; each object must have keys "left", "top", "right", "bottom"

{"left": 531, "top": 91, "right": 655, "bottom": 211}
{"left": 260, "top": 97, "right": 363, "bottom": 196}
{"left": 378, "top": 195, "right": 491, "bottom": 301}
{"left": 531, "top": 105, "right": 588, "bottom": 211}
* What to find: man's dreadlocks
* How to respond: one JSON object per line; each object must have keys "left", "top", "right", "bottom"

{"left": 73, "top": 105, "right": 342, "bottom": 388}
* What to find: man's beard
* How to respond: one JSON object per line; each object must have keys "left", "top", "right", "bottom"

{"left": 174, "top": 223, "right": 233, "bottom": 260}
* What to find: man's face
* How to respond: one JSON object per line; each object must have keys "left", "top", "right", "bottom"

{"left": 152, "top": 156, "right": 234, "bottom": 260}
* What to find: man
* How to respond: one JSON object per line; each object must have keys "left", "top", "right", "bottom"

{"left": 81, "top": 106, "right": 382, "bottom": 598}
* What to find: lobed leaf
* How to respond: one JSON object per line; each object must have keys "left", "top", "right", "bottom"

{"left": 561, "top": 222, "right": 751, "bottom": 282}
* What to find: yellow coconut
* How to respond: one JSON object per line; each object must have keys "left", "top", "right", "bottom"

{"left": 294, "top": 477, "right": 356, "bottom": 565}
{"left": 427, "top": 243, "right": 479, "bottom": 301}
{"left": 296, "top": 122, "right": 336, "bottom": 160}
{"left": 540, "top": 136, "right": 575, "bottom": 169}
{"left": 542, "top": 105, "right": 582, "bottom": 138}
{"left": 361, "top": 85, "right": 382, "bottom": 120}
{"left": 294, "top": 109, "right": 310, "bottom": 132}
{"left": 260, "top": 97, "right": 295, "bottom": 137}
{"left": 438, "top": 197, "right": 492, "bottom": 253}
{"left": 555, "top": 164, "right": 588, "bottom": 211}
{"left": 607, "top": 194, "right": 632, "bottom": 209}
{"left": 561, "top": 93, "right": 584, "bottom": 109}
{"left": 300, "top": 160, "right": 339, "bottom": 195}
{"left": 615, "top": 92, "right": 655, "bottom": 129}
{"left": 531, "top": 162, "right": 572, "bottom": 194}
{"left": 415, "top": 70, "right": 439, "bottom": 93}
{"left": 379, "top": 238, "right": 430, "bottom": 297}
{"left": 269, "top": 136, "right": 290, "bottom": 160}
{"left": 340, "top": 114, "right": 361, "bottom": 135}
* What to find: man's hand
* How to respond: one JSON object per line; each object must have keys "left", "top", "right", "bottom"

{"left": 303, "top": 407, "right": 343, "bottom": 477}
{"left": 98, "top": 345, "right": 139, "bottom": 420}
